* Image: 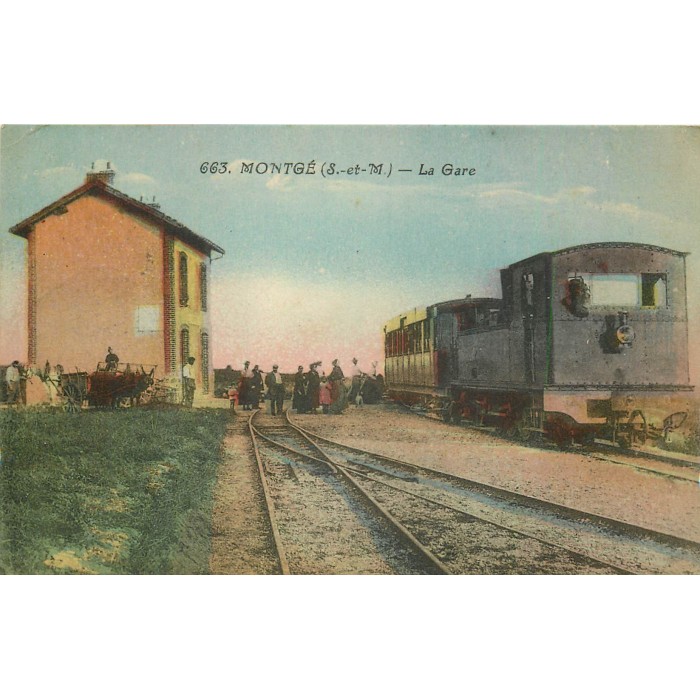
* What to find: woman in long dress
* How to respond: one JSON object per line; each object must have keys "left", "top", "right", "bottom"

{"left": 305, "top": 363, "right": 321, "bottom": 414}
{"left": 292, "top": 365, "right": 307, "bottom": 413}
{"left": 328, "top": 359, "right": 347, "bottom": 414}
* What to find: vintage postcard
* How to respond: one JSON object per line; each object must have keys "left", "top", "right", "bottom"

{"left": 1, "top": 125, "right": 698, "bottom": 576}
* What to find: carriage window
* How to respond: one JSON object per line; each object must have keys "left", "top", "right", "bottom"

{"left": 407, "top": 324, "right": 414, "bottom": 353}
{"left": 588, "top": 274, "right": 639, "bottom": 307}
{"left": 457, "top": 308, "right": 476, "bottom": 331}
{"left": 412, "top": 322, "right": 421, "bottom": 353}
{"left": 489, "top": 309, "right": 500, "bottom": 327}
{"left": 423, "top": 319, "right": 431, "bottom": 351}
{"left": 135, "top": 306, "right": 160, "bottom": 335}
{"left": 641, "top": 273, "right": 667, "bottom": 307}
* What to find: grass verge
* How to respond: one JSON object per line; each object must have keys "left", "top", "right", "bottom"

{"left": 0, "top": 407, "right": 229, "bottom": 574}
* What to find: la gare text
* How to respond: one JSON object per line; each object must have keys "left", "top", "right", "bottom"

{"left": 199, "top": 161, "right": 477, "bottom": 178}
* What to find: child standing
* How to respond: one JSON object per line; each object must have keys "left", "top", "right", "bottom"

{"left": 318, "top": 374, "right": 331, "bottom": 414}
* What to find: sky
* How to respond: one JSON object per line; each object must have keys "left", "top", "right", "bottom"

{"left": 1, "top": 125, "right": 699, "bottom": 378}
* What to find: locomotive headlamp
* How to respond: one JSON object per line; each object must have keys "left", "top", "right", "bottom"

{"left": 615, "top": 311, "right": 635, "bottom": 347}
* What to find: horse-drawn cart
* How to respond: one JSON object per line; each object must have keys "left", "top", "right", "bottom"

{"left": 57, "top": 370, "right": 90, "bottom": 412}
{"left": 47, "top": 363, "right": 156, "bottom": 410}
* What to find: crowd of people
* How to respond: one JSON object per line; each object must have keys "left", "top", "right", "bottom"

{"left": 3, "top": 352, "right": 384, "bottom": 413}
{"left": 228, "top": 358, "right": 384, "bottom": 416}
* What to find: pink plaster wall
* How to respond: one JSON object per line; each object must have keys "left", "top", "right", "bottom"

{"left": 30, "top": 193, "right": 166, "bottom": 373}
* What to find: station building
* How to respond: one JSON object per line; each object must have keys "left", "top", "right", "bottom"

{"left": 9, "top": 166, "right": 225, "bottom": 396}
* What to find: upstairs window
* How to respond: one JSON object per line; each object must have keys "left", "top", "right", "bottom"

{"left": 200, "top": 263, "right": 208, "bottom": 311}
{"left": 179, "top": 252, "right": 189, "bottom": 307}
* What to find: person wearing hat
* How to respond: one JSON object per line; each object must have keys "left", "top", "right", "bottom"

{"left": 292, "top": 365, "right": 307, "bottom": 413}
{"left": 105, "top": 347, "right": 119, "bottom": 371}
{"left": 349, "top": 357, "right": 364, "bottom": 402}
{"left": 329, "top": 359, "right": 348, "bottom": 414}
{"left": 250, "top": 365, "right": 264, "bottom": 409}
{"left": 238, "top": 360, "right": 253, "bottom": 410}
{"left": 5, "top": 360, "right": 21, "bottom": 405}
{"left": 265, "top": 364, "right": 285, "bottom": 416}
{"left": 305, "top": 362, "right": 321, "bottom": 414}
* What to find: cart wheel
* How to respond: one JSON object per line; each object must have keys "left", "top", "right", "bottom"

{"left": 63, "top": 384, "right": 82, "bottom": 412}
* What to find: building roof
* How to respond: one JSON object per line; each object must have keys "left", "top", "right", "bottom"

{"left": 9, "top": 178, "right": 225, "bottom": 256}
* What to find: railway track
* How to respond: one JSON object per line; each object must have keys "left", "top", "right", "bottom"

{"left": 248, "top": 411, "right": 695, "bottom": 574}
{"left": 286, "top": 413, "right": 700, "bottom": 575}
{"left": 248, "top": 411, "right": 447, "bottom": 574}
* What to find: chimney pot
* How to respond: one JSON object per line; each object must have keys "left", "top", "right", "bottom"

{"left": 86, "top": 162, "right": 115, "bottom": 185}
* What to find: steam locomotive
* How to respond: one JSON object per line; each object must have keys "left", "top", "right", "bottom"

{"left": 383, "top": 243, "right": 692, "bottom": 446}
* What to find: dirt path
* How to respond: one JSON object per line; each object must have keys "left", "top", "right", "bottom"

{"left": 209, "top": 416, "right": 279, "bottom": 574}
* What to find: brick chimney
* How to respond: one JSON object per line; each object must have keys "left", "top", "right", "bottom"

{"left": 85, "top": 161, "right": 115, "bottom": 185}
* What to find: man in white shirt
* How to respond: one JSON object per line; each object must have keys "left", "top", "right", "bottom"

{"left": 182, "top": 356, "right": 196, "bottom": 407}
{"left": 5, "top": 360, "right": 21, "bottom": 405}
{"left": 265, "top": 364, "right": 285, "bottom": 415}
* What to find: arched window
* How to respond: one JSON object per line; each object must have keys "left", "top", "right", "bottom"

{"left": 180, "top": 326, "right": 190, "bottom": 367}
{"left": 201, "top": 332, "right": 210, "bottom": 393}
{"left": 200, "top": 263, "right": 208, "bottom": 311}
{"left": 179, "top": 252, "right": 189, "bottom": 306}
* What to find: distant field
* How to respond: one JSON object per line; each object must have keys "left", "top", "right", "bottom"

{"left": 0, "top": 407, "right": 229, "bottom": 574}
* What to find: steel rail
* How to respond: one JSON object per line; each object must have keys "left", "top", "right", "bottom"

{"left": 247, "top": 411, "right": 290, "bottom": 575}
{"left": 254, "top": 412, "right": 451, "bottom": 574}
{"left": 338, "top": 461, "right": 635, "bottom": 575}
{"left": 287, "top": 414, "right": 700, "bottom": 552}
{"left": 580, "top": 449, "right": 699, "bottom": 484}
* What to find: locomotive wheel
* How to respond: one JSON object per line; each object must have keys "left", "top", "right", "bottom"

{"left": 63, "top": 384, "right": 82, "bottom": 412}
{"left": 549, "top": 423, "right": 574, "bottom": 449}
{"left": 503, "top": 415, "right": 535, "bottom": 443}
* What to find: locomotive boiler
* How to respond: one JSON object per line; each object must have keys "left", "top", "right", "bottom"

{"left": 383, "top": 243, "right": 692, "bottom": 446}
